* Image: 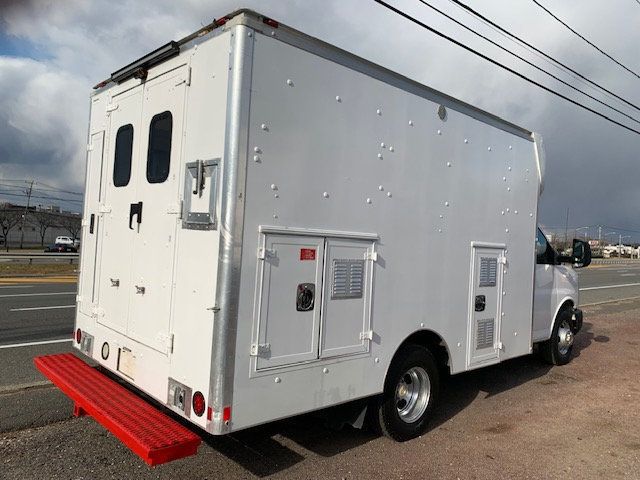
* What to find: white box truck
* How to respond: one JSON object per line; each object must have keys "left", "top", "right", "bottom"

{"left": 38, "top": 8, "right": 591, "bottom": 460}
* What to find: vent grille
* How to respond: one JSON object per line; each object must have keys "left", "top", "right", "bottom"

{"left": 479, "top": 257, "right": 498, "bottom": 287}
{"left": 332, "top": 259, "right": 365, "bottom": 299}
{"left": 476, "top": 318, "right": 495, "bottom": 350}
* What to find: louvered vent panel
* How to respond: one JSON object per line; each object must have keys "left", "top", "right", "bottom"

{"left": 479, "top": 257, "right": 498, "bottom": 287}
{"left": 476, "top": 318, "right": 495, "bottom": 350}
{"left": 331, "top": 259, "right": 365, "bottom": 299}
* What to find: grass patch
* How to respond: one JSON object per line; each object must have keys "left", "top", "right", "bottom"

{"left": 0, "top": 263, "right": 79, "bottom": 276}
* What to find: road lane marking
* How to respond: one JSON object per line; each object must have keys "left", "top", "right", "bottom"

{"left": 0, "top": 338, "right": 72, "bottom": 349}
{"left": 10, "top": 305, "right": 75, "bottom": 312}
{"left": 0, "top": 276, "right": 78, "bottom": 285}
{"left": 620, "top": 273, "right": 638, "bottom": 276}
{"left": 582, "top": 295, "right": 640, "bottom": 307}
{"left": 580, "top": 282, "right": 640, "bottom": 291}
{"left": 0, "top": 285, "right": 34, "bottom": 289}
{"left": 0, "top": 291, "right": 76, "bottom": 298}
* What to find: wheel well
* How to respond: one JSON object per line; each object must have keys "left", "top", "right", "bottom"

{"left": 398, "top": 330, "right": 451, "bottom": 374}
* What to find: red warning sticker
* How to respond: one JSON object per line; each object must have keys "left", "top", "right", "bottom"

{"left": 300, "top": 248, "right": 316, "bottom": 261}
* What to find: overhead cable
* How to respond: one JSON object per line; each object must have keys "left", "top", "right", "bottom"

{"left": 416, "top": 0, "right": 640, "bottom": 126}
{"left": 448, "top": 0, "right": 640, "bottom": 113}
{"left": 371, "top": 0, "right": 640, "bottom": 136}
{"left": 532, "top": 0, "right": 640, "bottom": 80}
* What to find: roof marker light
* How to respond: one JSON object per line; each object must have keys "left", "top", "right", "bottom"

{"left": 263, "top": 17, "right": 279, "bottom": 28}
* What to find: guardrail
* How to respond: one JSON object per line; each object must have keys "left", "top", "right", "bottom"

{"left": 0, "top": 252, "right": 79, "bottom": 265}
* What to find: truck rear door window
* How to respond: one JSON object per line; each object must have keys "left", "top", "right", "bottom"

{"left": 113, "top": 124, "right": 134, "bottom": 187}
{"left": 146, "top": 111, "right": 173, "bottom": 184}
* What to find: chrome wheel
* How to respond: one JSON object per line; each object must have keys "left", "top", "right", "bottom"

{"left": 395, "top": 366, "right": 431, "bottom": 423}
{"left": 557, "top": 319, "right": 574, "bottom": 355}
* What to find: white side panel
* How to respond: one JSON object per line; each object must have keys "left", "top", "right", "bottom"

{"left": 231, "top": 32, "right": 539, "bottom": 431}
{"left": 78, "top": 130, "right": 105, "bottom": 316}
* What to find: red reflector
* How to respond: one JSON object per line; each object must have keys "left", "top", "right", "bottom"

{"left": 263, "top": 17, "right": 279, "bottom": 28}
{"left": 207, "top": 406, "right": 212, "bottom": 421}
{"left": 222, "top": 406, "right": 231, "bottom": 422}
{"left": 192, "top": 391, "right": 205, "bottom": 417}
{"left": 75, "top": 328, "right": 82, "bottom": 344}
{"left": 215, "top": 16, "right": 229, "bottom": 26}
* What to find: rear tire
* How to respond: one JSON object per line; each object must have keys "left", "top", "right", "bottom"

{"left": 540, "top": 307, "right": 574, "bottom": 365}
{"left": 372, "top": 344, "right": 440, "bottom": 441}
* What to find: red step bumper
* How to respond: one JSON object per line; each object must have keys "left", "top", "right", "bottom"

{"left": 34, "top": 353, "right": 201, "bottom": 466}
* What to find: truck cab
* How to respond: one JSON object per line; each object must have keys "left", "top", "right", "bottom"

{"left": 533, "top": 227, "right": 590, "bottom": 364}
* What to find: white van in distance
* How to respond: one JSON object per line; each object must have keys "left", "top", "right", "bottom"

{"left": 36, "top": 9, "right": 590, "bottom": 464}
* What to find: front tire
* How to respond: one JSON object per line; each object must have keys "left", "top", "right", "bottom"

{"left": 540, "top": 307, "right": 575, "bottom": 365}
{"left": 373, "top": 345, "right": 440, "bottom": 441}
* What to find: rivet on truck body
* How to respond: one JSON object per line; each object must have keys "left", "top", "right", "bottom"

{"left": 270, "top": 184, "right": 277, "bottom": 190}
{"left": 335, "top": 95, "right": 341, "bottom": 102}
{"left": 322, "top": 367, "right": 329, "bottom": 374}
{"left": 323, "top": 192, "right": 329, "bottom": 198}
{"left": 409, "top": 120, "right": 414, "bottom": 126}
{"left": 389, "top": 146, "right": 394, "bottom": 152}
{"left": 377, "top": 153, "right": 383, "bottom": 159}
{"left": 274, "top": 377, "right": 281, "bottom": 383}
{"left": 286, "top": 79, "right": 293, "bottom": 86}
{"left": 380, "top": 142, "right": 386, "bottom": 148}
{"left": 376, "top": 108, "right": 382, "bottom": 115}
{"left": 387, "top": 192, "right": 392, "bottom": 198}
{"left": 261, "top": 123, "right": 268, "bottom": 131}
{"left": 253, "top": 155, "right": 260, "bottom": 162}
{"left": 366, "top": 198, "right": 372, "bottom": 204}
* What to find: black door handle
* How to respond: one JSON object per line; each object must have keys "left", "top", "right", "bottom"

{"left": 475, "top": 295, "right": 486, "bottom": 312}
{"left": 129, "top": 202, "right": 143, "bottom": 230}
{"left": 89, "top": 214, "right": 95, "bottom": 234}
{"left": 296, "top": 283, "right": 315, "bottom": 312}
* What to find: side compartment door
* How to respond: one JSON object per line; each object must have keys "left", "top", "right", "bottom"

{"left": 78, "top": 130, "right": 105, "bottom": 316}
{"left": 255, "top": 235, "right": 324, "bottom": 369}
{"left": 96, "top": 88, "right": 143, "bottom": 333}
{"left": 467, "top": 245, "right": 505, "bottom": 367}
{"left": 319, "top": 238, "right": 374, "bottom": 358}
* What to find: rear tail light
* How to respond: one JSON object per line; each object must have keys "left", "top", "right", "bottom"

{"left": 223, "top": 406, "right": 232, "bottom": 423}
{"left": 75, "top": 328, "right": 82, "bottom": 344}
{"left": 192, "top": 391, "right": 205, "bottom": 417}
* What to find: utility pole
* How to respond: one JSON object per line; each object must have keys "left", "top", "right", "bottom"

{"left": 19, "top": 180, "right": 34, "bottom": 249}
{"left": 564, "top": 207, "right": 570, "bottom": 250}
{"left": 598, "top": 225, "right": 602, "bottom": 245}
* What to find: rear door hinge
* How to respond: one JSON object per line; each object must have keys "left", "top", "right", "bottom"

{"left": 168, "top": 333, "right": 175, "bottom": 354}
{"left": 106, "top": 103, "right": 119, "bottom": 113}
{"left": 98, "top": 204, "right": 112, "bottom": 214}
{"left": 498, "top": 256, "right": 508, "bottom": 265}
{"left": 365, "top": 251, "right": 378, "bottom": 262}
{"left": 250, "top": 343, "right": 271, "bottom": 357}
{"left": 360, "top": 330, "right": 374, "bottom": 341}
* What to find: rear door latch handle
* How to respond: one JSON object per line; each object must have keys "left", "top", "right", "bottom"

{"left": 129, "top": 201, "right": 143, "bottom": 230}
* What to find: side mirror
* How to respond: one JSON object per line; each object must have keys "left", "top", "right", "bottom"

{"left": 571, "top": 239, "right": 591, "bottom": 268}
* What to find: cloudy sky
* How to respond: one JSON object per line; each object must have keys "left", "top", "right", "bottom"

{"left": 1, "top": 0, "right": 639, "bottom": 240}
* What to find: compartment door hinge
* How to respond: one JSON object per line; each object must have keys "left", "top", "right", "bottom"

{"left": 365, "top": 250, "right": 378, "bottom": 262}
{"left": 257, "top": 248, "right": 274, "bottom": 260}
{"left": 360, "top": 330, "right": 374, "bottom": 341}
{"left": 98, "top": 204, "right": 112, "bottom": 214}
{"left": 250, "top": 343, "right": 271, "bottom": 357}
{"left": 498, "top": 256, "right": 508, "bottom": 265}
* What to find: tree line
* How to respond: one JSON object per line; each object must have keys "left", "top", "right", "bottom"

{"left": 0, "top": 209, "right": 81, "bottom": 251}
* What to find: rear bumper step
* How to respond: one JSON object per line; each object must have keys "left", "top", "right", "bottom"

{"left": 34, "top": 353, "right": 201, "bottom": 466}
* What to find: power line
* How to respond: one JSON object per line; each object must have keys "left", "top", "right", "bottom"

{"left": 415, "top": 0, "right": 640, "bottom": 126}
{"left": 532, "top": 0, "right": 640, "bottom": 80}
{"left": 0, "top": 191, "right": 83, "bottom": 204}
{"left": 448, "top": 0, "right": 640, "bottom": 114}
{"left": 371, "top": 0, "right": 640, "bottom": 136}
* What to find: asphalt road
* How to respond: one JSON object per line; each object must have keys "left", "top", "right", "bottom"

{"left": 0, "top": 263, "right": 639, "bottom": 478}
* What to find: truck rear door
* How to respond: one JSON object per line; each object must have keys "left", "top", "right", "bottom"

{"left": 97, "top": 65, "right": 188, "bottom": 354}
